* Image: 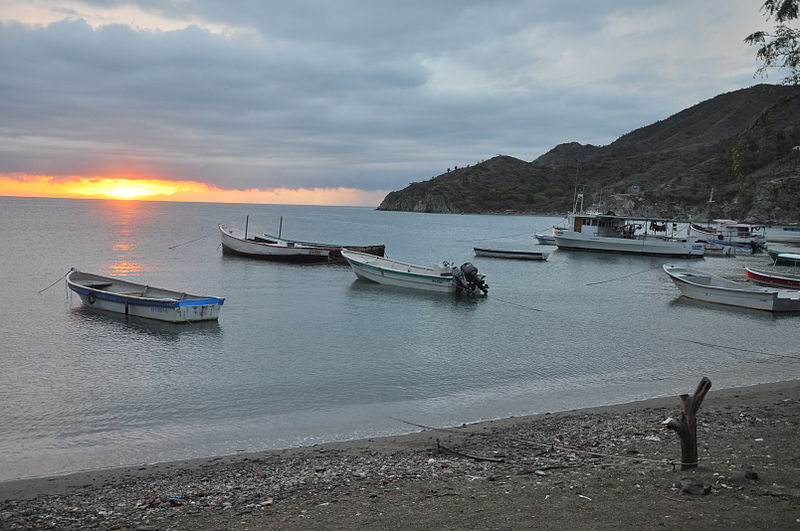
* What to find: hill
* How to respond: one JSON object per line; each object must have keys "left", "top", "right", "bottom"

{"left": 377, "top": 84, "right": 800, "bottom": 223}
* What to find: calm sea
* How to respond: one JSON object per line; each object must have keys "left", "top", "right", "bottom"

{"left": 1, "top": 196, "right": 799, "bottom": 482}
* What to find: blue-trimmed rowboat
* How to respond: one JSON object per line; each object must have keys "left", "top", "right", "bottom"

{"left": 340, "top": 249, "right": 488, "bottom": 295}
{"left": 67, "top": 269, "right": 224, "bottom": 322}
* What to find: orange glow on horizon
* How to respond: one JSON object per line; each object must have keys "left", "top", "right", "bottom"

{"left": 0, "top": 174, "right": 388, "bottom": 207}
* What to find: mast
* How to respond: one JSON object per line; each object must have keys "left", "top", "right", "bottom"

{"left": 706, "top": 188, "right": 714, "bottom": 225}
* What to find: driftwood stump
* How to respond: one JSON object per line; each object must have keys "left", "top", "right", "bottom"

{"left": 666, "top": 377, "right": 712, "bottom": 470}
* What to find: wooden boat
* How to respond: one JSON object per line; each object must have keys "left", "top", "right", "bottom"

{"left": 260, "top": 232, "right": 384, "bottom": 262}
{"left": 554, "top": 212, "right": 704, "bottom": 257}
{"left": 745, "top": 266, "right": 800, "bottom": 289}
{"left": 662, "top": 264, "right": 800, "bottom": 312}
{"left": 745, "top": 253, "right": 800, "bottom": 289}
{"left": 219, "top": 224, "right": 330, "bottom": 262}
{"left": 473, "top": 247, "right": 549, "bottom": 260}
{"left": 67, "top": 269, "right": 224, "bottom": 322}
{"left": 340, "top": 249, "right": 488, "bottom": 294}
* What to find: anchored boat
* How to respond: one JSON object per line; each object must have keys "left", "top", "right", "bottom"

{"left": 662, "top": 264, "right": 800, "bottom": 312}
{"left": 554, "top": 212, "right": 704, "bottom": 257}
{"left": 473, "top": 247, "right": 549, "bottom": 260}
{"left": 67, "top": 269, "right": 224, "bottom": 322}
{"left": 340, "top": 249, "right": 489, "bottom": 295}
{"left": 219, "top": 224, "right": 331, "bottom": 262}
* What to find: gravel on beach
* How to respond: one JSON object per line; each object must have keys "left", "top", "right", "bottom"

{"left": 2, "top": 380, "right": 799, "bottom": 530}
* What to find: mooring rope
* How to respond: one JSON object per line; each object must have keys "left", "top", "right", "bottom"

{"left": 585, "top": 265, "right": 663, "bottom": 286}
{"left": 38, "top": 269, "right": 72, "bottom": 294}
{"left": 456, "top": 231, "right": 536, "bottom": 243}
{"left": 168, "top": 231, "right": 215, "bottom": 250}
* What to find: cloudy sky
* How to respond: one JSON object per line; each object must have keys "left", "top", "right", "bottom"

{"left": 0, "top": 0, "right": 780, "bottom": 205}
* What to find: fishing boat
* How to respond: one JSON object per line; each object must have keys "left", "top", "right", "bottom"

{"left": 473, "top": 247, "right": 549, "bottom": 260}
{"left": 745, "top": 253, "right": 800, "bottom": 289}
{"left": 553, "top": 212, "right": 704, "bottom": 257}
{"left": 67, "top": 269, "right": 224, "bottom": 322}
{"left": 340, "top": 249, "right": 489, "bottom": 294}
{"left": 219, "top": 224, "right": 330, "bottom": 262}
{"left": 259, "top": 232, "right": 384, "bottom": 262}
{"left": 662, "top": 264, "right": 800, "bottom": 312}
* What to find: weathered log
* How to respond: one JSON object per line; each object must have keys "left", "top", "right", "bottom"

{"left": 666, "top": 377, "right": 712, "bottom": 470}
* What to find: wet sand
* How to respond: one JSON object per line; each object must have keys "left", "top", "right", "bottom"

{"left": 2, "top": 379, "right": 799, "bottom": 529}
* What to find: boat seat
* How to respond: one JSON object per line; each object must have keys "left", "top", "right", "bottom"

{"left": 85, "top": 282, "right": 112, "bottom": 289}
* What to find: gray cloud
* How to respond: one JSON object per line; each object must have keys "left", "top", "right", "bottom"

{"left": 0, "top": 1, "right": 765, "bottom": 193}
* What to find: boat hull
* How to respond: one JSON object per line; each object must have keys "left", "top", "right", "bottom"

{"left": 555, "top": 232, "right": 704, "bottom": 257}
{"left": 341, "top": 250, "right": 458, "bottom": 293}
{"left": 67, "top": 271, "right": 224, "bottom": 323}
{"left": 260, "top": 233, "right": 385, "bottom": 262}
{"left": 474, "top": 248, "right": 549, "bottom": 260}
{"left": 219, "top": 225, "right": 330, "bottom": 262}
{"left": 745, "top": 267, "right": 800, "bottom": 289}
{"left": 663, "top": 265, "right": 800, "bottom": 312}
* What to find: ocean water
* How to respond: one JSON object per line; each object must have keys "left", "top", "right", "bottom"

{"left": 1, "top": 196, "right": 799, "bottom": 482}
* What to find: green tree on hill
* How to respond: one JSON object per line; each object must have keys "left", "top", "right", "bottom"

{"left": 746, "top": 0, "right": 800, "bottom": 84}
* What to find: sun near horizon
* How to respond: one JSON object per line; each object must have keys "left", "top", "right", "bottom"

{"left": 0, "top": 174, "right": 388, "bottom": 207}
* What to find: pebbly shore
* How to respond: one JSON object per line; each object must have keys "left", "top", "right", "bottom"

{"left": 1, "top": 379, "right": 799, "bottom": 530}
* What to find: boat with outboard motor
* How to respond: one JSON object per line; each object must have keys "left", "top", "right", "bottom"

{"left": 67, "top": 269, "right": 224, "bottom": 322}
{"left": 662, "top": 264, "right": 800, "bottom": 312}
{"left": 340, "top": 249, "right": 489, "bottom": 294}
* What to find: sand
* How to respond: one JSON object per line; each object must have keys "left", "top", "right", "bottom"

{"left": 1, "top": 379, "right": 799, "bottom": 530}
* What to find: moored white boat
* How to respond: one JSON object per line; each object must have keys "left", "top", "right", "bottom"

{"left": 553, "top": 212, "right": 704, "bottom": 257}
{"left": 474, "top": 247, "right": 549, "bottom": 260}
{"left": 67, "top": 269, "right": 224, "bottom": 322}
{"left": 340, "top": 249, "right": 489, "bottom": 294}
{"left": 662, "top": 264, "right": 800, "bottom": 312}
{"left": 219, "top": 224, "right": 330, "bottom": 262}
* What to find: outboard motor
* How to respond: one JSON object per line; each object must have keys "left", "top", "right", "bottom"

{"left": 453, "top": 262, "right": 489, "bottom": 295}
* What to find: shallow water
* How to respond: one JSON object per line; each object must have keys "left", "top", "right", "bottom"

{"left": 1, "top": 196, "right": 798, "bottom": 481}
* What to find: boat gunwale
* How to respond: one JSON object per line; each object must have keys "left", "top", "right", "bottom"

{"left": 341, "top": 250, "right": 453, "bottom": 281}
{"left": 66, "top": 271, "right": 224, "bottom": 308}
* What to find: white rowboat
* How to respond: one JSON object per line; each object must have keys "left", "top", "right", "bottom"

{"left": 67, "top": 269, "right": 224, "bottom": 322}
{"left": 473, "top": 247, "right": 549, "bottom": 260}
{"left": 662, "top": 264, "right": 800, "bottom": 312}
{"left": 340, "top": 249, "right": 488, "bottom": 294}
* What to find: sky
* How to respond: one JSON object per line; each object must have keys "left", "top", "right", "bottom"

{"left": 0, "top": 0, "right": 781, "bottom": 205}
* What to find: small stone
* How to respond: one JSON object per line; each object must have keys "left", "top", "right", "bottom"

{"left": 745, "top": 471, "right": 759, "bottom": 481}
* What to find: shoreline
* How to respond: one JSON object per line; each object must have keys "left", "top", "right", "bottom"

{"left": 2, "top": 379, "right": 799, "bottom": 529}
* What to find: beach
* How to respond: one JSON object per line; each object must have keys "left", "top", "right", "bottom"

{"left": 1, "top": 379, "right": 798, "bottom": 530}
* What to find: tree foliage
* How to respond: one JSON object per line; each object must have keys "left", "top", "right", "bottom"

{"left": 746, "top": 0, "right": 800, "bottom": 84}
